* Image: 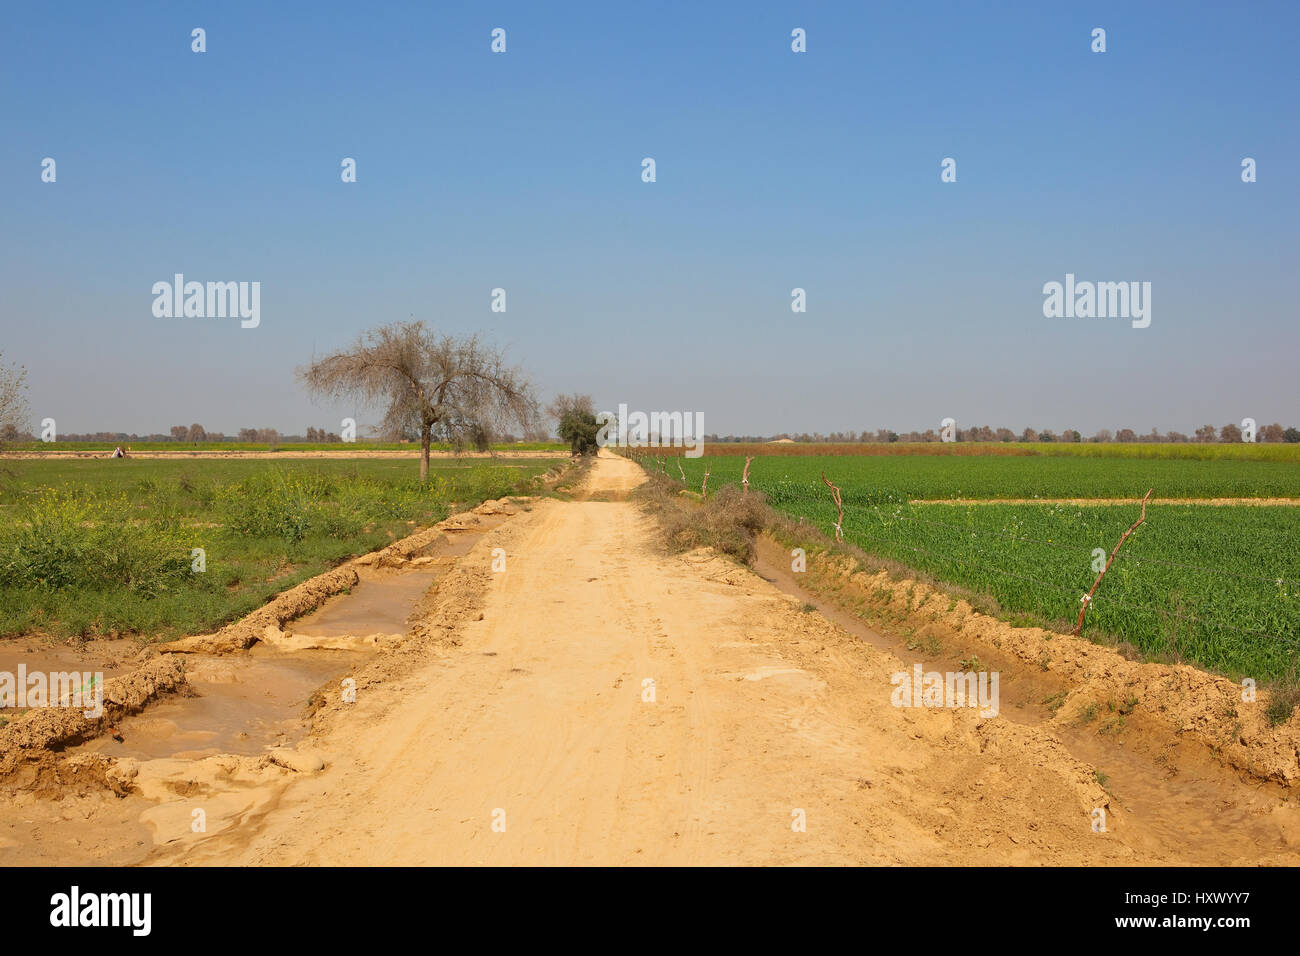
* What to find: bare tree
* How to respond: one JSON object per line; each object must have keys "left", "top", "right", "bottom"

{"left": 0, "top": 353, "right": 30, "bottom": 449}
{"left": 298, "top": 322, "right": 538, "bottom": 482}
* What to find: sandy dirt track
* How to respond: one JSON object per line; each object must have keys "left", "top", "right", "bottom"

{"left": 142, "top": 452, "right": 1297, "bottom": 866}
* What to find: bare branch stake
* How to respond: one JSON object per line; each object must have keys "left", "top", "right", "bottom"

{"left": 1073, "top": 488, "right": 1154, "bottom": 637}
{"left": 821, "top": 470, "right": 844, "bottom": 542}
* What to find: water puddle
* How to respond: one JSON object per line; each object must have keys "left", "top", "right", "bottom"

{"left": 290, "top": 567, "right": 440, "bottom": 638}
{"left": 0, "top": 637, "right": 139, "bottom": 686}
{"left": 77, "top": 646, "right": 367, "bottom": 761}
{"left": 0, "top": 512, "right": 514, "bottom": 866}
{"left": 62, "top": 519, "right": 499, "bottom": 760}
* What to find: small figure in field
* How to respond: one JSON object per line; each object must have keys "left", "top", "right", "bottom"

{"left": 110, "top": 446, "right": 129, "bottom": 459}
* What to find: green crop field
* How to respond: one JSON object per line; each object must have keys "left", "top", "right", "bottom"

{"left": 661, "top": 453, "right": 1300, "bottom": 502}
{"left": 644, "top": 450, "right": 1300, "bottom": 681}
{"left": 696, "top": 441, "right": 1300, "bottom": 462}
{"left": 0, "top": 457, "right": 564, "bottom": 642}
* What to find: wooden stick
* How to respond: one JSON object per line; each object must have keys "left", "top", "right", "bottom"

{"left": 701, "top": 465, "right": 711, "bottom": 495}
{"left": 821, "top": 470, "right": 844, "bottom": 542}
{"left": 1073, "top": 488, "right": 1154, "bottom": 636}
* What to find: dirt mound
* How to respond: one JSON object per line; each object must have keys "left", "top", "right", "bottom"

{"left": 0, "top": 656, "right": 188, "bottom": 790}
{"left": 161, "top": 565, "right": 361, "bottom": 655}
{"left": 471, "top": 498, "right": 522, "bottom": 517}
{"left": 353, "top": 502, "right": 520, "bottom": 566}
{"left": 796, "top": 546, "right": 1300, "bottom": 785}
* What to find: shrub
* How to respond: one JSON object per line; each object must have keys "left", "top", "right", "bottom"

{"left": 220, "top": 470, "right": 318, "bottom": 544}
{"left": 638, "top": 476, "right": 769, "bottom": 563}
{"left": 0, "top": 488, "right": 191, "bottom": 595}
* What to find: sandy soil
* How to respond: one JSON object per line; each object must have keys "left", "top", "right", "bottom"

{"left": 92, "top": 450, "right": 1289, "bottom": 866}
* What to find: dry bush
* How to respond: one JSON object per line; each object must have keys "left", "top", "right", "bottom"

{"left": 635, "top": 474, "right": 768, "bottom": 563}
{"left": 1266, "top": 672, "right": 1300, "bottom": 727}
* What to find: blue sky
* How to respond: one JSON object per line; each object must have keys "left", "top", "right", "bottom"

{"left": 2, "top": 0, "right": 1297, "bottom": 437}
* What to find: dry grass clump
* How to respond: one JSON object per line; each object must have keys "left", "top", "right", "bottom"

{"left": 635, "top": 474, "right": 768, "bottom": 563}
{"left": 1265, "top": 676, "right": 1300, "bottom": 727}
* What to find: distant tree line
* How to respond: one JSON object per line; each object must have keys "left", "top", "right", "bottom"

{"left": 706, "top": 424, "right": 1300, "bottom": 444}
{"left": 25, "top": 424, "right": 346, "bottom": 444}
{"left": 3, "top": 422, "right": 538, "bottom": 444}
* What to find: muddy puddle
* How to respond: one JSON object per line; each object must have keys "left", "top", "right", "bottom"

{"left": 76, "top": 647, "right": 368, "bottom": 761}
{"left": 59, "top": 521, "right": 499, "bottom": 761}
{"left": 285, "top": 522, "right": 493, "bottom": 641}
{"left": 290, "top": 567, "right": 440, "bottom": 638}
{"left": 0, "top": 637, "right": 142, "bottom": 729}
{"left": 0, "top": 637, "right": 141, "bottom": 685}
{"left": 439, "top": 525, "right": 494, "bottom": 557}
{"left": 0, "top": 514, "right": 512, "bottom": 866}
{"left": 0, "top": 567, "right": 454, "bottom": 763}
{"left": 0, "top": 636, "right": 370, "bottom": 763}
{"left": 92, "top": 519, "right": 501, "bottom": 761}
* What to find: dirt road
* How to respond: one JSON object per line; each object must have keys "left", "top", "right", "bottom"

{"left": 139, "top": 451, "right": 1296, "bottom": 866}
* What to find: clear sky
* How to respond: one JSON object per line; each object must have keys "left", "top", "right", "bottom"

{"left": 3, "top": 0, "right": 1297, "bottom": 438}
